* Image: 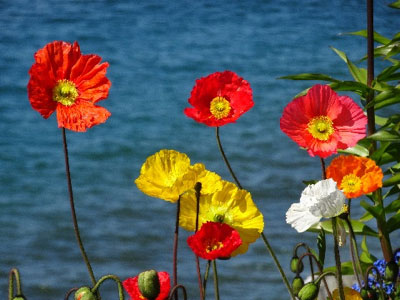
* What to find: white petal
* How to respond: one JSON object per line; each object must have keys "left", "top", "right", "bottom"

{"left": 286, "top": 203, "right": 321, "bottom": 233}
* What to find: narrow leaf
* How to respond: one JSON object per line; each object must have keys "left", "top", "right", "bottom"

{"left": 387, "top": 213, "right": 400, "bottom": 233}
{"left": 279, "top": 73, "right": 340, "bottom": 82}
{"left": 383, "top": 172, "right": 400, "bottom": 187}
{"left": 345, "top": 30, "right": 391, "bottom": 44}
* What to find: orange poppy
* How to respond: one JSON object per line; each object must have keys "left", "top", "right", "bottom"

{"left": 28, "top": 41, "right": 111, "bottom": 132}
{"left": 326, "top": 155, "right": 383, "bottom": 198}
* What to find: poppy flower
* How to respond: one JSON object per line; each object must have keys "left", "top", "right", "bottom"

{"left": 187, "top": 222, "right": 242, "bottom": 260}
{"left": 286, "top": 179, "right": 346, "bottom": 232}
{"left": 184, "top": 71, "right": 253, "bottom": 126}
{"left": 280, "top": 84, "right": 367, "bottom": 158}
{"left": 135, "top": 149, "right": 222, "bottom": 203}
{"left": 123, "top": 271, "right": 170, "bottom": 300}
{"left": 28, "top": 41, "right": 111, "bottom": 132}
{"left": 332, "top": 287, "right": 362, "bottom": 300}
{"left": 326, "top": 155, "right": 383, "bottom": 198}
{"left": 180, "top": 180, "right": 264, "bottom": 256}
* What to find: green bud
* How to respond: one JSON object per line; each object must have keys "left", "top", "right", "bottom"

{"left": 290, "top": 256, "right": 304, "bottom": 273}
{"left": 298, "top": 282, "right": 319, "bottom": 300}
{"left": 360, "top": 288, "right": 377, "bottom": 300}
{"left": 138, "top": 270, "right": 160, "bottom": 300}
{"left": 384, "top": 261, "right": 399, "bottom": 282}
{"left": 292, "top": 276, "right": 304, "bottom": 296}
{"left": 12, "top": 296, "right": 26, "bottom": 300}
{"left": 75, "top": 287, "right": 96, "bottom": 300}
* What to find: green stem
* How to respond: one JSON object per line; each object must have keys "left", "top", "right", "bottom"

{"left": 173, "top": 196, "right": 181, "bottom": 300}
{"left": 215, "top": 127, "right": 242, "bottom": 189}
{"left": 331, "top": 217, "right": 345, "bottom": 300}
{"left": 62, "top": 129, "right": 97, "bottom": 287}
{"left": 8, "top": 268, "right": 22, "bottom": 300}
{"left": 64, "top": 288, "right": 79, "bottom": 300}
{"left": 212, "top": 260, "right": 220, "bottom": 300}
{"left": 168, "top": 285, "right": 188, "bottom": 300}
{"left": 344, "top": 216, "right": 363, "bottom": 288}
{"left": 194, "top": 182, "right": 205, "bottom": 300}
{"left": 203, "top": 260, "right": 211, "bottom": 299}
{"left": 91, "top": 275, "right": 124, "bottom": 300}
{"left": 261, "top": 233, "right": 296, "bottom": 300}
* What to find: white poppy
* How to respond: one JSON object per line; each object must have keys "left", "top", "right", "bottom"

{"left": 286, "top": 179, "right": 346, "bottom": 232}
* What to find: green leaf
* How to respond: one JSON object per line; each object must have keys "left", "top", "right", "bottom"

{"left": 329, "top": 81, "right": 369, "bottom": 95}
{"left": 365, "top": 88, "right": 400, "bottom": 110}
{"left": 309, "top": 219, "right": 378, "bottom": 237}
{"left": 366, "top": 130, "right": 400, "bottom": 142}
{"left": 370, "top": 141, "right": 392, "bottom": 164}
{"left": 317, "top": 229, "right": 326, "bottom": 267}
{"left": 345, "top": 30, "right": 391, "bottom": 44}
{"left": 387, "top": 212, "right": 400, "bottom": 233}
{"left": 302, "top": 180, "right": 317, "bottom": 186}
{"left": 338, "top": 143, "right": 369, "bottom": 157}
{"left": 330, "top": 47, "right": 367, "bottom": 83}
{"left": 386, "top": 45, "right": 400, "bottom": 59}
{"left": 385, "top": 196, "right": 400, "bottom": 213}
{"left": 383, "top": 172, "right": 400, "bottom": 187}
{"left": 389, "top": 0, "right": 400, "bottom": 8}
{"left": 359, "top": 211, "right": 374, "bottom": 222}
{"left": 377, "top": 62, "right": 400, "bottom": 81}
{"left": 323, "top": 261, "right": 355, "bottom": 275}
{"left": 360, "top": 200, "right": 383, "bottom": 220}
{"left": 278, "top": 73, "right": 340, "bottom": 82}
{"left": 375, "top": 115, "right": 389, "bottom": 126}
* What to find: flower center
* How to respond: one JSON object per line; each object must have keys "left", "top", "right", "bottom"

{"left": 340, "top": 174, "right": 362, "bottom": 195}
{"left": 210, "top": 96, "right": 231, "bottom": 119}
{"left": 52, "top": 79, "right": 78, "bottom": 106}
{"left": 213, "top": 214, "right": 225, "bottom": 223}
{"left": 206, "top": 240, "right": 223, "bottom": 253}
{"left": 307, "top": 116, "right": 334, "bottom": 141}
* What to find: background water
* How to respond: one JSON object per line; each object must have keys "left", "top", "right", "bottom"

{"left": 0, "top": 1, "right": 399, "bottom": 299}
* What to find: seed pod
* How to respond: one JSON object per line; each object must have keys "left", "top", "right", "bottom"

{"left": 292, "top": 276, "right": 304, "bottom": 296}
{"left": 138, "top": 270, "right": 161, "bottom": 300}
{"left": 290, "top": 256, "right": 304, "bottom": 273}
{"left": 74, "top": 287, "right": 96, "bottom": 300}
{"left": 298, "top": 282, "right": 319, "bottom": 300}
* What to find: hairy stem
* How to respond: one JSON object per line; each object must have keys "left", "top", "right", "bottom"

{"left": 332, "top": 217, "right": 345, "bottom": 300}
{"left": 62, "top": 129, "right": 96, "bottom": 286}
{"left": 212, "top": 260, "right": 220, "bottom": 300}
{"left": 173, "top": 196, "right": 181, "bottom": 300}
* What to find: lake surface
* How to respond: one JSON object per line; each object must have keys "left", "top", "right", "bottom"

{"left": 0, "top": 1, "right": 399, "bottom": 299}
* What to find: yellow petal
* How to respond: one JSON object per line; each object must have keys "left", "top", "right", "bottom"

{"left": 135, "top": 149, "right": 197, "bottom": 202}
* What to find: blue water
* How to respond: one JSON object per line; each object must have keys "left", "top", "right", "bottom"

{"left": 0, "top": 1, "right": 399, "bottom": 299}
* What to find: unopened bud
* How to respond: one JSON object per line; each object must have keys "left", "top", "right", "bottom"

{"left": 75, "top": 287, "right": 96, "bottom": 300}
{"left": 360, "top": 288, "right": 377, "bottom": 300}
{"left": 298, "top": 282, "right": 319, "bottom": 300}
{"left": 291, "top": 276, "right": 304, "bottom": 296}
{"left": 384, "top": 261, "right": 399, "bottom": 282}
{"left": 12, "top": 296, "right": 26, "bottom": 300}
{"left": 138, "top": 270, "right": 160, "bottom": 300}
{"left": 290, "top": 256, "right": 304, "bottom": 273}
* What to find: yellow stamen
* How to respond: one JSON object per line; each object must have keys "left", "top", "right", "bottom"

{"left": 210, "top": 96, "right": 231, "bottom": 119}
{"left": 53, "top": 79, "right": 78, "bottom": 106}
{"left": 307, "top": 116, "right": 334, "bottom": 141}
{"left": 206, "top": 241, "right": 223, "bottom": 253}
{"left": 340, "top": 174, "right": 362, "bottom": 195}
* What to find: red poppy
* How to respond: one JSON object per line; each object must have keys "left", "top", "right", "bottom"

{"left": 187, "top": 221, "right": 242, "bottom": 260}
{"left": 28, "top": 41, "right": 111, "bottom": 132}
{"left": 280, "top": 84, "right": 367, "bottom": 158}
{"left": 184, "top": 71, "right": 253, "bottom": 126}
{"left": 123, "top": 271, "right": 170, "bottom": 300}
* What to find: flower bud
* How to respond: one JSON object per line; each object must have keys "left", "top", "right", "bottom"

{"left": 12, "top": 296, "right": 26, "bottom": 300}
{"left": 74, "top": 287, "right": 97, "bottom": 300}
{"left": 298, "top": 282, "right": 319, "bottom": 300}
{"left": 138, "top": 270, "right": 160, "bottom": 300}
{"left": 291, "top": 276, "right": 304, "bottom": 296}
{"left": 360, "top": 288, "right": 377, "bottom": 300}
{"left": 290, "top": 256, "right": 304, "bottom": 273}
{"left": 384, "top": 261, "right": 399, "bottom": 282}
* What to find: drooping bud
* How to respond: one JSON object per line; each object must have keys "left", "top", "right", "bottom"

{"left": 384, "top": 261, "right": 399, "bottom": 282}
{"left": 290, "top": 256, "right": 304, "bottom": 273}
{"left": 74, "top": 287, "right": 97, "bottom": 300}
{"left": 291, "top": 276, "right": 304, "bottom": 296}
{"left": 297, "top": 282, "right": 319, "bottom": 300}
{"left": 138, "top": 270, "right": 160, "bottom": 300}
{"left": 360, "top": 288, "right": 378, "bottom": 300}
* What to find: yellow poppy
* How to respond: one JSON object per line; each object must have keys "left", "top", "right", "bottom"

{"left": 135, "top": 149, "right": 222, "bottom": 202}
{"left": 180, "top": 180, "right": 264, "bottom": 256}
